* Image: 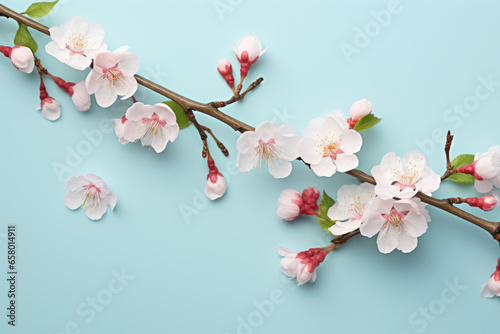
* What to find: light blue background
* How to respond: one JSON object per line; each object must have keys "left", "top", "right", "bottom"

{"left": 1, "top": 0, "right": 500, "bottom": 333}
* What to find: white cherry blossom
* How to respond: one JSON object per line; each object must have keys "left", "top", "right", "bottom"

{"left": 299, "top": 116, "right": 362, "bottom": 177}
{"left": 85, "top": 46, "right": 139, "bottom": 108}
{"left": 122, "top": 102, "right": 179, "bottom": 153}
{"left": 328, "top": 183, "right": 376, "bottom": 235}
{"left": 360, "top": 197, "right": 431, "bottom": 253}
{"left": 371, "top": 151, "right": 441, "bottom": 200}
{"left": 236, "top": 121, "right": 301, "bottom": 178}
{"left": 45, "top": 17, "right": 107, "bottom": 70}
{"left": 64, "top": 174, "right": 117, "bottom": 220}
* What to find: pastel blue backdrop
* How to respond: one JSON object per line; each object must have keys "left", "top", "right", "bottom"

{"left": 1, "top": 0, "right": 500, "bottom": 333}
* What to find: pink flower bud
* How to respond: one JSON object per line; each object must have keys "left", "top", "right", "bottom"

{"left": 230, "top": 35, "right": 266, "bottom": 78}
{"left": 464, "top": 192, "right": 498, "bottom": 212}
{"left": 71, "top": 81, "right": 91, "bottom": 111}
{"left": 301, "top": 186, "right": 320, "bottom": 215}
{"left": 0, "top": 45, "right": 35, "bottom": 74}
{"left": 481, "top": 258, "right": 500, "bottom": 298}
{"left": 276, "top": 189, "right": 303, "bottom": 221}
{"left": 205, "top": 155, "right": 226, "bottom": 200}
{"left": 50, "top": 75, "right": 91, "bottom": 112}
{"left": 457, "top": 161, "right": 483, "bottom": 180}
{"left": 278, "top": 246, "right": 329, "bottom": 285}
{"left": 217, "top": 58, "right": 234, "bottom": 89}
{"left": 347, "top": 99, "right": 373, "bottom": 129}
{"left": 275, "top": 187, "right": 320, "bottom": 221}
{"left": 38, "top": 76, "right": 61, "bottom": 121}
{"left": 40, "top": 97, "right": 61, "bottom": 121}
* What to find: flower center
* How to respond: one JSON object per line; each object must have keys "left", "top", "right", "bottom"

{"left": 257, "top": 138, "right": 279, "bottom": 161}
{"left": 66, "top": 32, "right": 90, "bottom": 55}
{"left": 382, "top": 208, "right": 408, "bottom": 228}
{"left": 140, "top": 112, "right": 166, "bottom": 141}
{"left": 321, "top": 140, "right": 344, "bottom": 159}
{"left": 82, "top": 183, "right": 101, "bottom": 207}
{"left": 100, "top": 67, "right": 124, "bottom": 87}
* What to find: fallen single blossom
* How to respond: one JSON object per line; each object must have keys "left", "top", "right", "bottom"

{"left": 275, "top": 187, "right": 320, "bottom": 221}
{"left": 371, "top": 151, "right": 441, "bottom": 200}
{"left": 299, "top": 115, "right": 362, "bottom": 177}
{"left": 278, "top": 246, "right": 329, "bottom": 285}
{"left": 481, "top": 257, "right": 500, "bottom": 298}
{"left": 328, "top": 183, "right": 376, "bottom": 235}
{"left": 236, "top": 121, "right": 301, "bottom": 178}
{"left": 0, "top": 45, "right": 34, "bottom": 73}
{"left": 122, "top": 102, "right": 179, "bottom": 153}
{"left": 45, "top": 16, "right": 107, "bottom": 70}
{"left": 64, "top": 174, "right": 117, "bottom": 220}
{"left": 85, "top": 46, "right": 140, "bottom": 108}
{"left": 360, "top": 197, "right": 431, "bottom": 254}
{"left": 205, "top": 154, "right": 226, "bottom": 200}
{"left": 231, "top": 34, "right": 266, "bottom": 78}
{"left": 458, "top": 146, "right": 500, "bottom": 193}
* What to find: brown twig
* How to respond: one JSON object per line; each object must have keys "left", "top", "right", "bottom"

{"left": 201, "top": 125, "right": 228, "bottom": 156}
{"left": 212, "top": 77, "right": 263, "bottom": 108}
{"left": 186, "top": 110, "right": 208, "bottom": 158}
{"left": 1, "top": 3, "right": 499, "bottom": 241}
{"left": 441, "top": 130, "right": 458, "bottom": 181}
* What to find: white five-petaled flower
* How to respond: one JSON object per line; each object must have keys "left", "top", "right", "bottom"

{"left": 481, "top": 258, "right": 500, "bottom": 298}
{"left": 360, "top": 197, "right": 431, "bottom": 254}
{"left": 299, "top": 116, "right": 362, "bottom": 177}
{"left": 371, "top": 151, "right": 441, "bottom": 200}
{"left": 85, "top": 46, "right": 140, "bottom": 108}
{"left": 278, "top": 246, "right": 326, "bottom": 285}
{"left": 39, "top": 97, "right": 61, "bottom": 121}
{"left": 45, "top": 17, "right": 107, "bottom": 70}
{"left": 111, "top": 115, "right": 129, "bottom": 144}
{"left": 328, "top": 183, "right": 376, "bottom": 235}
{"left": 122, "top": 102, "right": 179, "bottom": 153}
{"left": 236, "top": 121, "right": 301, "bottom": 178}
{"left": 64, "top": 174, "right": 117, "bottom": 220}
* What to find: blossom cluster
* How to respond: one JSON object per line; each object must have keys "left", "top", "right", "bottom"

{"left": 236, "top": 99, "right": 373, "bottom": 178}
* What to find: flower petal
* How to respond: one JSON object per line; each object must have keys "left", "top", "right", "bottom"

{"left": 311, "top": 157, "right": 337, "bottom": 177}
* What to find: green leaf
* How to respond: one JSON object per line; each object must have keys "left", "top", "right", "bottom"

{"left": 162, "top": 101, "right": 190, "bottom": 129}
{"left": 317, "top": 219, "right": 335, "bottom": 235}
{"left": 14, "top": 23, "right": 38, "bottom": 54}
{"left": 353, "top": 114, "right": 382, "bottom": 132}
{"left": 24, "top": 0, "right": 59, "bottom": 19}
{"left": 319, "top": 190, "right": 335, "bottom": 218}
{"left": 448, "top": 154, "right": 475, "bottom": 184}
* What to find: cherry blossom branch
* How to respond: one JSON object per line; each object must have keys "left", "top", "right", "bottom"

{"left": 1, "top": 3, "right": 499, "bottom": 241}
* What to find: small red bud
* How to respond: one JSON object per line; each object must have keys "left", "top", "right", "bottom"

{"left": 217, "top": 59, "right": 234, "bottom": 89}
